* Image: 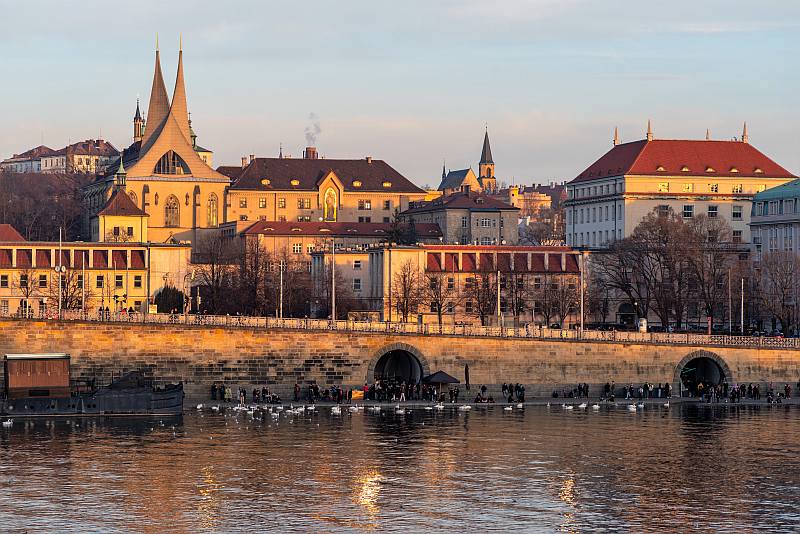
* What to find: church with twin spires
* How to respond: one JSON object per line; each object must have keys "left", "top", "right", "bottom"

{"left": 82, "top": 42, "right": 230, "bottom": 244}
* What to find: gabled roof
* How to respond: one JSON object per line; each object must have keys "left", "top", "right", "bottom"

{"left": 403, "top": 191, "right": 518, "bottom": 214}
{"left": 242, "top": 220, "right": 441, "bottom": 238}
{"left": 96, "top": 189, "right": 149, "bottom": 218}
{"left": 62, "top": 139, "right": 119, "bottom": 157}
{"left": 217, "top": 165, "right": 244, "bottom": 180}
{"left": 480, "top": 130, "right": 493, "bottom": 164}
{"left": 0, "top": 224, "right": 25, "bottom": 242}
{"left": 571, "top": 139, "right": 796, "bottom": 183}
{"left": 6, "top": 145, "right": 57, "bottom": 161}
{"left": 438, "top": 168, "right": 474, "bottom": 191}
{"left": 230, "top": 158, "right": 424, "bottom": 193}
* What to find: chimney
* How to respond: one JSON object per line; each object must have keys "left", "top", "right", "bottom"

{"left": 249, "top": 154, "right": 255, "bottom": 164}
{"left": 241, "top": 156, "right": 247, "bottom": 168}
{"left": 304, "top": 146, "right": 318, "bottom": 160}
{"left": 365, "top": 156, "right": 372, "bottom": 164}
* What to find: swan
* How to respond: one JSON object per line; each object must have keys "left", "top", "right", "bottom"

{"left": 349, "top": 406, "right": 359, "bottom": 413}
{"left": 636, "top": 402, "right": 645, "bottom": 409}
{"left": 546, "top": 402, "right": 551, "bottom": 408}
{"left": 458, "top": 405, "right": 471, "bottom": 411}
{"left": 627, "top": 404, "right": 637, "bottom": 411}
{"left": 591, "top": 404, "right": 600, "bottom": 410}
{"left": 503, "top": 406, "right": 513, "bottom": 411}
{"left": 516, "top": 403, "right": 524, "bottom": 409}
{"left": 306, "top": 405, "right": 315, "bottom": 411}
{"left": 424, "top": 406, "right": 433, "bottom": 411}
{"left": 578, "top": 403, "right": 588, "bottom": 409}
{"left": 2, "top": 419, "right": 12, "bottom": 428}
{"left": 331, "top": 406, "right": 342, "bottom": 415}
{"left": 434, "top": 403, "right": 445, "bottom": 410}
{"left": 196, "top": 404, "right": 204, "bottom": 410}
{"left": 270, "top": 412, "right": 279, "bottom": 418}
{"left": 211, "top": 405, "right": 220, "bottom": 412}
{"left": 565, "top": 405, "right": 574, "bottom": 410}
{"left": 663, "top": 402, "right": 670, "bottom": 408}
{"left": 395, "top": 406, "right": 406, "bottom": 415}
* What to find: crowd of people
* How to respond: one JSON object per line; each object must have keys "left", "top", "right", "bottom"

{"left": 210, "top": 383, "right": 281, "bottom": 404}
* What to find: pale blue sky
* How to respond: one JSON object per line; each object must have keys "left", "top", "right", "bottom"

{"left": 1, "top": 0, "right": 798, "bottom": 187}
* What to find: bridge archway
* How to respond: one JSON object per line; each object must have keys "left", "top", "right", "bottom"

{"left": 674, "top": 350, "right": 732, "bottom": 394}
{"left": 367, "top": 343, "right": 429, "bottom": 385}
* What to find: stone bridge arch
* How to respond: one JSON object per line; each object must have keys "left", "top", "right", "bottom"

{"left": 367, "top": 342, "right": 430, "bottom": 384}
{"left": 673, "top": 349, "right": 733, "bottom": 385}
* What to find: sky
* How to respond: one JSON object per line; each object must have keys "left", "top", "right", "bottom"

{"left": 0, "top": 0, "right": 798, "bottom": 188}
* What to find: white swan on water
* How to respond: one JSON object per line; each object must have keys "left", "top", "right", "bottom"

{"left": 516, "top": 403, "right": 523, "bottom": 409}
{"left": 2, "top": 419, "right": 12, "bottom": 428}
{"left": 591, "top": 404, "right": 600, "bottom": 410}
{"left": 565, "top": 405, "right": 574, "bottom": 410}
{"left": 663, "top": 402, "right": 670, "bottom": 408}
{"left": 395, "top": 405, "right": 406, "bottom": 415}
{"left": 578, "top": 402, "right": 588, "bottom": 409}
{"left": 331, "top": 406, "right": 342, "bottom": 415}
{"left": 503, "top": 406, "right": 513, "bottom": 411}
{"left": 627, "top": 404, "right": 637, "bottom": 411}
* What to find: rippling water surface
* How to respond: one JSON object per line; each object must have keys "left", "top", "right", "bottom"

{"left": 1, "top": 403, "right": 799, "bottom": 532}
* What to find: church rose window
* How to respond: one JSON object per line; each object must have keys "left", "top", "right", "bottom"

{"left": 165, "top": 195, "right": 180, "bottom": 227}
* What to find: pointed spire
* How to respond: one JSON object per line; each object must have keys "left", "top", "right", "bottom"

{"left": 169, "top": 45, "right": 192, "bottom": 141}
{"left": 279, "top": 143, "right": 283, "bottom": 159}
{"left": 480, "top": 129, "right": 493, "bottom": 164}
{"left": 613, "top": 126, "right": 619, "bottom": 146}
{"left": 742, "top": 121, "right": 749, "bottom": 144}
{"left": 442, "top": 160, "right": 447, "bottom": 180}
{"left": 706, "top": 128, "right": 710, "bottom": 141}
{"left": 134, "top": 98, "right": 142, "bottom": 120}
{"left": 114, "top": 154, "right": 127, "bottom": 189}
{"left": 141, "top": 45, "right": 170, "bottom": 149}
{"left": 646, "top": 119, "right": 653, "bottom": 141}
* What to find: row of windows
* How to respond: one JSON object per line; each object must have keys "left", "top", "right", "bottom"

{"left": 0, "top": 273, "right": 142, "bottom": 289}
{"left": 754, "top": 198, "right": 800, "bottom": 217}
{"left": 237, "top": 198, "right": 393, "bottom": 211}
{"left": 571, "top": 181, "right": 768, "bottom": 198}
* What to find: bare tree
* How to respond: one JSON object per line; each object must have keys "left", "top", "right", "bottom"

{"left": 194, "top": 233, "right": 237, "bottom": 314}
{"left": 420, "top": 272, "right": 459, "bottom": 326}
{"left": 463, "top": 270, "right": 496, "bottom": 325}
{"left": 758, "top": 251, "right": 800, "bottom": 334}
{"left": 391, "top": 259, "right": 422, "bottom": 322}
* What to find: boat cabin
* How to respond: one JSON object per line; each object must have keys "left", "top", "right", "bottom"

{"left": 3, "top": 353, "right": 71, "bottom": 400}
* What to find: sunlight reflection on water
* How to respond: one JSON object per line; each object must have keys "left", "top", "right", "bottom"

{"left": 0, "top": 404, "right": 799, "bottom": 532}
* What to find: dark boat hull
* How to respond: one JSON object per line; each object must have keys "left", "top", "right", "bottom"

{"left": 0, "top": 385, "right": 184, "bottom": 417}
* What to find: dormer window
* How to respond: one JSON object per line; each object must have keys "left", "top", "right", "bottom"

{"left": 382, "top": 181, "right": 392, "bottom": 188}
{"left": 352, "top": 180, "right": 362, "bottom": 188}
{"left": 681, "top": 166, "right": 690, "bottom": 172}
{"left": 290, "top": 179, "right": 300, "bottom": 187}
{"left": 656, "top": 166, "right": 666, "bottom": 172}
{"left": 320, "top": 228, "right": 331, "bottom": 233}
{"left": 705, "top": 167, "right": 715, "bottom": 173}
{"left": 754, "top": 168, "right": 764, "bottom": 174}
{"left": 260, "top": 178, "right": 271, "bottom": 186}
{"left": 729, "top": 167, "right": 739, "bottom": 173}
{"left": 291, "top": 227, "right": 302, "bottom": 232}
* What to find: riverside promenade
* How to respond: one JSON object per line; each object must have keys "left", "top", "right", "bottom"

{"left": 1, "top": 314, "right": 799, "bottom": 402}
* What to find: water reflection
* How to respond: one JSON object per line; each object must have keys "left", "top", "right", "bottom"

{"left": 0, "top": 405, "right": 799, "bottom": 532}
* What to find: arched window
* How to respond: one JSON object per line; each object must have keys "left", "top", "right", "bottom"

{"left": 153, "top": 151, "right": 190, "bottom": 175}
{"left": 128, "top": 191, "right": 138, "bottom": 206}
{"left": 207, "top": 193, "right": 218, "bottom": 227}
{"left": 164, "top": 195, "right": 180, "bottom": 227}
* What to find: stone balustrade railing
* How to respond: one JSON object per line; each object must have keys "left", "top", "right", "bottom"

{"left": 4, "top": 310, "right": 800, "bottom": 350}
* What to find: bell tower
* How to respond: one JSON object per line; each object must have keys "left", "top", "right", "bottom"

{"left": 478, "top": 128, "right": 496, "bottom": 192}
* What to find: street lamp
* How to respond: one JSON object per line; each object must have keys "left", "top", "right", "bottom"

{"left": 183, "top": 270, "right": 195, "bottom": 324}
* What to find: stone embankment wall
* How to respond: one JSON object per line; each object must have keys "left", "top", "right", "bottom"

{"left": 0, "top": 319, "right": 798, "bottom": 399}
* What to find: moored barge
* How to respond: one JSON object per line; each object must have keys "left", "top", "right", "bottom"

{"left": 1, "top": 353, "right": 184, "bottom": 417}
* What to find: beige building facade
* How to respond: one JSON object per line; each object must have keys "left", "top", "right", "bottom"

{"left": 565, "top": 125, "right": 796, "bottom": 249}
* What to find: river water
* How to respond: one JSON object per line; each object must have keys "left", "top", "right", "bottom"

{"left": 1, "top": 403, "right": 799, "bottom": 533}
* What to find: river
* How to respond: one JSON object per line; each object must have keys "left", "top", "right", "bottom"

{"left": 1, "top": 403, "right": 799, "bottom": 532}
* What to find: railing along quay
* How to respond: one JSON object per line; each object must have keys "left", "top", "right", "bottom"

{"left": 5, "top": 310, "right": 800, "bottom": 350}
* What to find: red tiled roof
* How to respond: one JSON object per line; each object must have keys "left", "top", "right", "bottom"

{"left": 96, "top": 189, "right": 149, "bottom": 217}
{"left": 571, "top": 139, "right": 797, "bottom": 183}
{"left": 242, "top": 220, "right": 441, "bottom": 238}
{"left": 63, "top": 139, "right": 119, "bottom": 157}
{"left": 0, "top": 224, "right": 25, "bottom": 242}
{"left": 7, "top": 145, "right": 57, "bottom": 160}
{"left": 230, "top": 157, "right": 424, "bottom": 193}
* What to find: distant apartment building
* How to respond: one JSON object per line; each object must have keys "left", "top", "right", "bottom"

{"left": 0, "top": 145, "right": 57, "bottom": 173}
{"left": 311, "top": 244, "right": 582, "bottom": 326}
{"left": 750, "top": 178, "right": 800, "bottom": 259}
{"left": 400, "top": 191, "right": 519, "bottom": 245}
{"left": 40, "top": 139, "right": 119, "bottom": 174}
{"left": 564, "top": 124, "right": 796, "bottom": 249}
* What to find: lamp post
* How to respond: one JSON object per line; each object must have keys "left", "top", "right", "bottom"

{"left": 183, "top": 270, "right": 195, "bottom": 324}
{"left": 279, "top": 259, "right": 285, "bottom": 319}
{"left": 331, "top": 237, "right": 336, "bottom": 321}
